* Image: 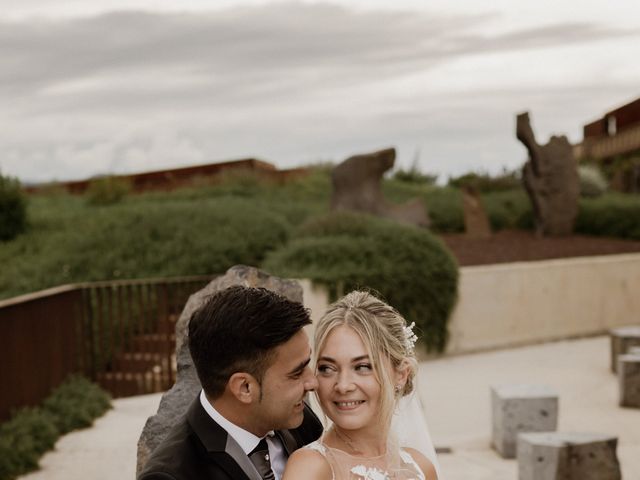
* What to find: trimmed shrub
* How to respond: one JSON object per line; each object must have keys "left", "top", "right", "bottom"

{"left": 42, "top": 375, "right": 111, "bottom": 434}
{"left": 481, "top": 189, "right": 534, "bottom": 231}
{"left": 0, "top": 174, "right": 27, "bottom": 241}
{"left": 576, "top": 193, "right": 640, "bottom": 240}
{"left": 0, "top": 376, "right": 111, "bottom": 480}
{"left": 263, "top": 212, "right": 459, "bottom": 352}
{"left": 578, "top": 164, "right": 607, "bottom": 198}
{"left": 85, "top": 176, "right": 132, "bottom": 205}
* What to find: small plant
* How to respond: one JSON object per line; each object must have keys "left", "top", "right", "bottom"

{"left": 578, "top": 164, "right": 608, "bottom": 198}
{"left": 448, "top": 169, "right": 521, "bottom": 193}
{"left": 85, "top": 176, "right": 132, "bottom": 205}
{"left": 393, "top": 167, "right": 438, "bottom": 185}
{"left": 0, "top": 173, "right": 27, "bottom": 241}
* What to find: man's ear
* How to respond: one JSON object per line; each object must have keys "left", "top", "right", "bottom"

{"left": 227, "top": 372, "right": 260, "bottom": 404}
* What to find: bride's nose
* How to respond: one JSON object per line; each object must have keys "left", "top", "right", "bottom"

{"left": 334, "top": 371, "right": 356, "bottom": 393}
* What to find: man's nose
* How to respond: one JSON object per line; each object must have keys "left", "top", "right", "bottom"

{"left": 303, "top": 368, "right": 319, "bottom": 391}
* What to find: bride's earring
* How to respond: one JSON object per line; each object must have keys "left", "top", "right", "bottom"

{"left": 394, "top": 384, "right": 402, "bottom": 394}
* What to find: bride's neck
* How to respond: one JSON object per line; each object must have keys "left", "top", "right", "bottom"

{"left": 329, "top": 425, "right": 390, "bottom": 457}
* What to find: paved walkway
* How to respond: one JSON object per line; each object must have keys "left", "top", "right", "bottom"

{"left": 19, "top": 336, "right": 639, "bottom": 479}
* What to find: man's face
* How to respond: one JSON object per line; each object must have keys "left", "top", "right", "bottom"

{"left": 252, "top": 329, "right": 318, "bottom": 435}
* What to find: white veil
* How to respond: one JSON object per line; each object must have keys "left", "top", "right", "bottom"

{"left": 391, "top": 392, "right": 443, "bottom": 479}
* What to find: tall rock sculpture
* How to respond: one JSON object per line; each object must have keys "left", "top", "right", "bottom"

{"left": 516, "top": 112, "right": 579, "bottom": 236}
{"left": 331, "top": 147, "right": 430, "bottom": 227}
{"left": 136, "top": 265, "right": 303, "bottom": 475}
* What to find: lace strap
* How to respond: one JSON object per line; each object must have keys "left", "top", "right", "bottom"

{"left": 399, "top": 449, "right": 426, "bottom": 480}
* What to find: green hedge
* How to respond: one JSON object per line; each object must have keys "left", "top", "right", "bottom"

{"left": 576, "top": 194, "right": 640, "bottom": 240}
{"left": 0, "top": 196, "right": 292, "bottom": 299}
{"left": 0, "top": 376, "right": 111, "bottom": 480}
{"left": 263, "top": 212, "right": 459, "bottom": 352}
{"left": 0, "top": 174, "right": 27, "bottom": 242}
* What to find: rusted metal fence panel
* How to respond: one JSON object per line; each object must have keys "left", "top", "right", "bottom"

{"left": 0, "top": 276, "right": 213, "bottom": 421}
{"left": 0, "top": 286, "right": 85, "bottom": 421}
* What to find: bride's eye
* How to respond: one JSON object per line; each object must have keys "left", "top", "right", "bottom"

{"left": 355, "top": 363, "right": 373, "bottom": 372}
{"left": 316, "top": 364, "right": 335, "bottom": 375}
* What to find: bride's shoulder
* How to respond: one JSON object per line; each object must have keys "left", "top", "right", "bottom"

{"left": 282, "top": 443, "right": 333, "bottom": 480}
{"left": 401, "top": 447, "right": 438, "bottom": 480}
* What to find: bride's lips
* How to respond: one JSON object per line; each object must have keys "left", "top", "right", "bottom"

{"left": 333, "top": 400, "right": 365, "bottom": 411}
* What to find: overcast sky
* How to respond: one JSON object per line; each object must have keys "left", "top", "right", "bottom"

{"left": 2, "top": 0, "right": 640, "bottom": 184}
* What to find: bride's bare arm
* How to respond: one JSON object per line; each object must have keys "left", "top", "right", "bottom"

{"left": 404, "top": 447, "right": 438, "bottom": 480}
{"left": 282, "top": 449, "right": 333, "bottom": 480}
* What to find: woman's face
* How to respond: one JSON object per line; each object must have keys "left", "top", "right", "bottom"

{"left": 315, "top": 325, "right": 385, "bottom": 432}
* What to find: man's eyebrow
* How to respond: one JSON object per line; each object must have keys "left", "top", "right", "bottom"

{"left": 317, "top": 355, "right": 370, "bottom": 363}
{"left": 288, "top": 356, "right": 311, "bottom": 376}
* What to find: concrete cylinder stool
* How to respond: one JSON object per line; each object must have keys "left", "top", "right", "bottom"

{"left": 491, "top": 384, "right": 558, "bottom": 458}
{"left": 610, "top": 326, "right": 640, "bottom": 373}
{"left": 517, "top": 432, "right": 621, "bottom": 480}
{"left": 618, "top": 353, "right": 640, "bottom": 408}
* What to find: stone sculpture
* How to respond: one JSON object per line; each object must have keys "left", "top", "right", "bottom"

{"left": 618, "top": 354, "right": 640, "bottom": 408}
{"left": 331, "top": 147, "right": 430, "bottom": 227}
{"left": 461, "top": 186, "right": 491, "bottom": 238}
{"left": 610, "top": 326, "right": 640, "bottom": 373}
{"left": 516, "top": 112, "right": 579, "bottom": 236}
{"left": 518, "top": 432, "right": 621, "bottom": 480}
{"left": 491, "top": 384, "right": 558, "bottom": 458}
{"left": 136, "top": 265, "right": 303, "bottom": 474}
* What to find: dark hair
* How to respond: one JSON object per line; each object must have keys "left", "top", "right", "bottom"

{"left": 188, "top": 286, "right": 311, "bottom": 398}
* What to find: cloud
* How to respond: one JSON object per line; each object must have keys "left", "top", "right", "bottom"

{"left": 1, "top": 2, "right": 639, "bottom": 182}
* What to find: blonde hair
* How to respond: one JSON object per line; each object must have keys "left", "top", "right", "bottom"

{"left": 314, "top": 290, "right": 418, "bottom": 431}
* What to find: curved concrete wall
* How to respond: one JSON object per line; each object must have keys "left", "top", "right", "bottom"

{"left": 299, "top": 253, "right": 640, "bottom": 356}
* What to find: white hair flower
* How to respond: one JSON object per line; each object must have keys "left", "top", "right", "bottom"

{"left": 402, "top": 322, "right": 418, "bottom": 354}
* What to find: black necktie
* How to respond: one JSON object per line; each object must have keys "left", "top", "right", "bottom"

{"left": 249, "top": 438, "right": 275, "bottom": 480}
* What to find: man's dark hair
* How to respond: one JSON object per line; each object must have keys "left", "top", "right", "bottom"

{"left": 188, "top": 286, "right": 311, "bottom": 398}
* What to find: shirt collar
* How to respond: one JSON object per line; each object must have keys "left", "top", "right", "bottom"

{"left": 199, "top": 390, "right": 271, "bottom": 454}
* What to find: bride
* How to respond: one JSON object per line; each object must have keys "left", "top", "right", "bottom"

{"left": 283, "top": 291, "right": 439, "bottom": 480}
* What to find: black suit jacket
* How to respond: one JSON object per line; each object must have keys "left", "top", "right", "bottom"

{"left": 138, "top": 396, "right": 323, "bottom": 480}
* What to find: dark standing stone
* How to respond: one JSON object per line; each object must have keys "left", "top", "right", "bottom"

{"left": 462, "top": 186, "right": 491, "bottom": 238}
{"left": 330, "top": 147, "right": 430, "bottom": 227}
{"left": 516, "top": 112, "right": 579, "bottom": 236}
{"left": 136, "top": 265, "right": 303, "bottom": 475}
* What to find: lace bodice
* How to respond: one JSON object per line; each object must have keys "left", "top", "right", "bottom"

{"left": 303, "top": 440, "right": 426, "bottom": 480}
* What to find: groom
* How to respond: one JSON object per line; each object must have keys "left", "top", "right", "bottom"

{"left": 138, "top": 286, "right": 323, "bottom": 480}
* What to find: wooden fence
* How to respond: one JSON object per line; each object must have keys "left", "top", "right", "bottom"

{"left": 0, "top": 276, "right": 213, "bottom": 421}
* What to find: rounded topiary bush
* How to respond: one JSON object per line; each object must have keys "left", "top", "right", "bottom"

{"left": 0, "top": 174, "right": 27, "bottom": 241}
{"left": 263, "top": 212, "right": 459, "bottom": 352}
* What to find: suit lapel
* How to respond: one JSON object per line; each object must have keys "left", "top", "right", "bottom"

{"left": 187, "top": 398, "right": 262, "bottom": 480}
{"left": 274, "top": 429, "right": 298, "bottom": 456}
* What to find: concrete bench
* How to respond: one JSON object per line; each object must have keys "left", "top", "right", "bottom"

{"left": 610, "top": 326, "right": 640, "bottom": 373}
{"left": 491, "top": 384, "right": 558, "bottom": 458}
{"left": 618, "top": 353, "right": 640, "bottom": 408}
{"left": 517, "top": 432, "right": 621, "bottom": 480}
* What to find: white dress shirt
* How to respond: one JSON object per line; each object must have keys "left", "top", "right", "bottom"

{"left": 199, "top": 390, "right": 287, "bottom": 479}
